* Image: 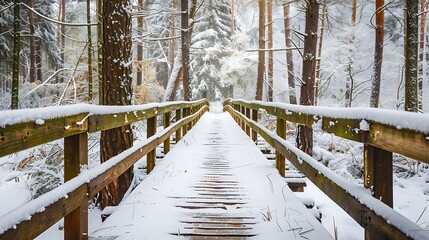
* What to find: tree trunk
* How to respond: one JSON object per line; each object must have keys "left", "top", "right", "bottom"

{"left": 314, "top": 0, "right": 327, "bottom": 105}
{"left": 29, "top": 0, "right": 35, "bottom": 83}
{"left": 231, "top": 0, "right": 235, "bottom": 36}
{"left": 168, "top": 0, "right": 176, "bottom": 85}
{"left": 87, "top": 0, "right": 93, "bottom": 102}
{"left": 299, "top": 0, "right": 319, "bottom": 156}
{"left": 59, "top": 0, "right": 65, "bottom": 83}
{"left": 418, "top": 0, "right": 426, "bottom": 111}
{"left": 255, "top": 0, "right": 265, "bottom": 101}
{"left": 137, "top": 0, "right": 144, "bottom": 86}
{"left": 100, "top": 0, "right": 134, "bottom": 208}
{"left": 370, "top": 0, "right": 385, "bottom": 108}
{"left": 97, "top": 0, "right": 103, "bottom": 104}
{"left": 267, "top": 0, "right": 273, "bottom": 102}
{"left": 405, "top": 0, "right": 419, "bottom": 112}
{"left": 11, "top": 0, "right": 20, "bottom": 109}
{"left": 283, "top": 2, "right": 296, "bottom": 104}
{"left": 345, "top": 0, "right": 357, "bottom": 107}
{"left": 181, "top": 0, "right": 191, "bottom": 100}
{"left": 36, "top": 41, "right": 43, "bottom": 82}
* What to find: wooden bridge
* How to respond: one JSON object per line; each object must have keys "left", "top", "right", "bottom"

{"left": 0, "top": 99, "right": 428, "bottom": 239}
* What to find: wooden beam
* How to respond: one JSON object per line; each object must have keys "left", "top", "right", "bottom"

{"left": 163, "top": 112, "right": 171, "bottom": 154}
{"left": 276, "top": 117, "right": 286, "bottom": 177}
{"left": 364, "top": 144, "right": 393, "bottom": 239}
{"left": 147, "top": 116, "right": 157, "bottom": 173}
{"left": 64, "top": 133, "right": 88, "bottom": 240}
{"left": 252, "top": 109, "right": 258, "bottom": 142}
{"left": 0, "top": 113, "right": 87, "bottom": 158}
{"left": 175, "top": 109, "right": 182, "bottom": 142}
{"left": 245, "top": 107, "right": 251, "bottom": 136}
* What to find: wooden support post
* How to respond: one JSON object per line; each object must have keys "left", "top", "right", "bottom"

{"left": 147, "top": 116, "right": 157, "bottom": 173}
{"left": 245, "top": 107, "right": 251, "bottom": 136}
{"left": 364, "top": 144, "right": 393, "bottom": 239}
{"left": 240, "top": 106, "right": 245, "bottom": 131}
{"left": 175, "top": 109, "right": 182, "bottom": 142}
{"left": 276, "top": 117, "right": 286, "bottom": 177}
{"left": 64, "top": 133, "right": 88, "bottom": 240}
{"left": 163, "top": 112, "right": 171, "bottom": 154}
{"left": 183, "top": 107, "right": 189, "bottom": 135}
{"left": 252, "top": 109, "right": 258, "bottom": 142}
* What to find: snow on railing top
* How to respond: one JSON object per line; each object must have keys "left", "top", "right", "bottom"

{"left": 232, "top": 99, "right": 429, "bottom": 133}
{"left": 0, "top": 100, "right": 206, "bottom": 127}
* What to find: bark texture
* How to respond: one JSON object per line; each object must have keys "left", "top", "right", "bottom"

{"left": 11, "top": 0, "right": 20, "bottom": 109}
{"left": 283, "top": 3, "right": 296, "bottom": 104}
{"left": 405, "top": 0, "right": 418, "bottom": 112}
{"left": 181, "top": 0, "right": 191, "bottom": 100}
{"left": 299, "top": 0, "right": 319, "bottom": 155}
{"left": 267, "top": 0, "right": 273, "bottom": 101}
{"left": 255, "top": 0, "right": 265, "bottom": 100}
{"left": 370, "top": 0, "right": 385, "bottom": 108}
{"left": 100, "top": 0, "right": 134, "bottom": 208}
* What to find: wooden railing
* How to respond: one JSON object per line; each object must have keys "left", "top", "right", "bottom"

{"left": 0, "top": 99, "right": 209, "bottom": 240}
{"left": 224, "top": 99, "right": 429, "bottom": 240}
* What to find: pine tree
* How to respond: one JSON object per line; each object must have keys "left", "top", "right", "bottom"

{"left": 191, "top": 0, "right": 232, "bottom": 101}
{"left": 405, "top": 0, "right": 419, "bottom": 112}
{"left": 370, "top": 0, "right": 385, "bottom": 108}
{"left": 100, "top": 0, "right": 134, "bottom": 208}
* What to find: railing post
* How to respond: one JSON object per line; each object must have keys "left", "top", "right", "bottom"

{"left": 147, "top": 116, "right": 157, "bottom": 173}
{"left": 163, "top": 112, "right": 171, "bottom": 154}
{"left": 240, "top": 105, "right": 245, "bottom": 131}
{"left": 175, "top": 109, "right": 182, "bottom": 142}
{"left": 364, "top": 144, "right": 393, "bottom": 239}
{"left": 245, "top": 107, "right": 251, "bottom": 136}
{"left": 252, "top": 109, "right": 258, "bottom": 142}
{"left": 183, "top": 107, "right": 189, "bottom": 135}
{"left": 276, "top": 117, "right": 286, "bottom": 177}
{"left": 64, "top": 133, "right": 88, "bottom": 240}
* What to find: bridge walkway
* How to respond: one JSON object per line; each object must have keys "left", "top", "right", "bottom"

{"left": 90, "top": 111, "right": 331, "bottom": 239}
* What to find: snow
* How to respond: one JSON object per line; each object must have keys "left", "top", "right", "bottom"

{"left": 0, "top": 107, "right": 203, "bottom": 235}
{"left": 233, "top": 99, "right": 429, "bottom": 133}
{"left": 90, "top": 111, "right": 332, "bottom": 239}
{"left": 0, "top": 100, "right": 203, "bottom": 127}
{"left": 229, "top": 106, "right": 429, "bottom": 239}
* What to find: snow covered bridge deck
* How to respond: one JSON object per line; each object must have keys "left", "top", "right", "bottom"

{"left": 90, "top": 112, "right": 331, "bottom": 239}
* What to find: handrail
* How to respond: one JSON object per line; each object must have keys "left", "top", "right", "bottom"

{"left": 224, "top": 99, "right": 429, "bottom": 240}
{"left": 226, "top": 99, "right": 429, "bottom": 163}
{"left": 0, "top": 99, "right": 209, "bottom": 239}
{"left": 0, "top": 99, "right": 207, "bottom": 158}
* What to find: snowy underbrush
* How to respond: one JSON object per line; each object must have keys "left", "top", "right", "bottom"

{"left": 0, "top": 81, "right": 91, "bottom": 110}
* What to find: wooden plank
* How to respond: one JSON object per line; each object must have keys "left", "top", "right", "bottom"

{"left": 0, "top": 185, "right": 87, "bottom": 240}
{"left": 176, "top": 109, "right": 182, "bottom": 142}
{"left": 87, "top": 100, "right": 207, "bottom": 133}
{"left": 252, "top": 109, "right": 258, "bottom": 142}
{"left": 368, "top": 122, "right": 429, "bottom": 163}
{"left": 164, "top": 112, "right": 171, "bottom": 154}
{"left": 64, "top": 133, "right": 88, "bottom": 240}
{"left": 147, "top": 116, "right": 157, "bottom": 173}
{"left": 245, "top": 108, "right": 250, "bottom": 136}
{"left": 0, "top": 113, "right": 88, "bottom": 158}
{"left": 364, "top": 144, "right": 393, "bottom": 240}
{"left": 276, "top": 117, "right": 286, "bottom": 177}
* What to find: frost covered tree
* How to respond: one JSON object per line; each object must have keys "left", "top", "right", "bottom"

{"left": 190, "top": 0, "right": 233, "bottom": 101}
{"left": 405, "top": 0, "right": 419, "bottom": 112}
{"left": 100, "top": 0, "right": 134, "bottom": 208}
{"left": 370, "top": 0, "right": 385, "bottom": 108}
{"left": 298, "top": 0, "right": 319, "bottom": 155}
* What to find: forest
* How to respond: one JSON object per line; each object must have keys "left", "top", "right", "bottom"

{"left": 0, "top": 0, "right": 428, "bottom": 239}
